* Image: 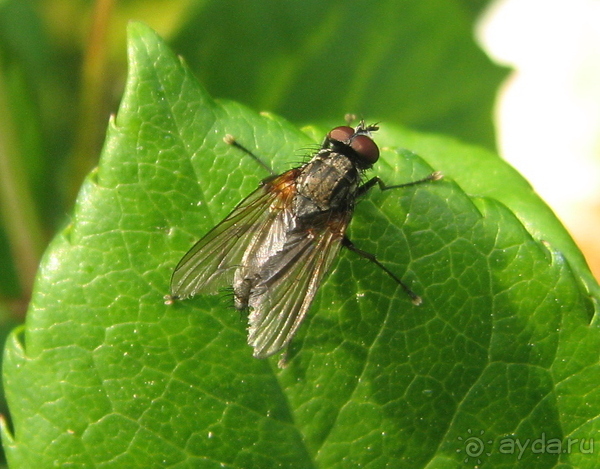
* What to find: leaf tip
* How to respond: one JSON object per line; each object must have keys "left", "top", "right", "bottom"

{"left": 126, "top": 20, "right": 154, "bottom": 41}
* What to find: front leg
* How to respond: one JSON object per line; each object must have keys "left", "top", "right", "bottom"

{"left": 358, "top": 171, "right": 442, "bottom": 197}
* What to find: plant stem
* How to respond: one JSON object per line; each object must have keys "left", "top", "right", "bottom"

{"left": 67, "top": 0, "right": 115, "bottom": 206}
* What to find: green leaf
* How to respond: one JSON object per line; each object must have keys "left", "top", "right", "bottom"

{"left": 2, "top": 22, "right": 598, "bottom": 469}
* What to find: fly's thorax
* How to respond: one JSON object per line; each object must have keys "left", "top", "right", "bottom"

{"left": 293, "top": 150, "right": 361, "bottom": 218}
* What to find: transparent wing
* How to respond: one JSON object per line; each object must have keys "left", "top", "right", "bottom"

{"left": 247, "top": 214, "right": 350, "bottom": 358}
{"left": 170, "top": 184, "right": 279, "bottom": 299}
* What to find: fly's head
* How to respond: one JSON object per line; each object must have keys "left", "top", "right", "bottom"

{"left": 324, "top": 121, "right": 380, "bottom": 171}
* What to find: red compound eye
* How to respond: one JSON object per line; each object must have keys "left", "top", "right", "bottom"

{"left": 350, "top": 134, "right": 379, "bottom": 164}
{"left": 328, "top": 126, "right": 355, "bottom": 142}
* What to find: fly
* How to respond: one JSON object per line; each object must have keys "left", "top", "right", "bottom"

{"left": 166, "top": 121, "right": 442, "bottom": 361}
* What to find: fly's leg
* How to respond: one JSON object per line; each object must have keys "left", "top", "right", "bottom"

{"left": 223, "top": 134, "right": 275, "bottom": 176}
{"left": 349, "top": 170, "right": 443, "bottom": 304}
{"left": 357, "top": 171, "right": 443, "bottom": 196}
{"left": 342, "top": 237, "right": 422, "bottom": 306}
